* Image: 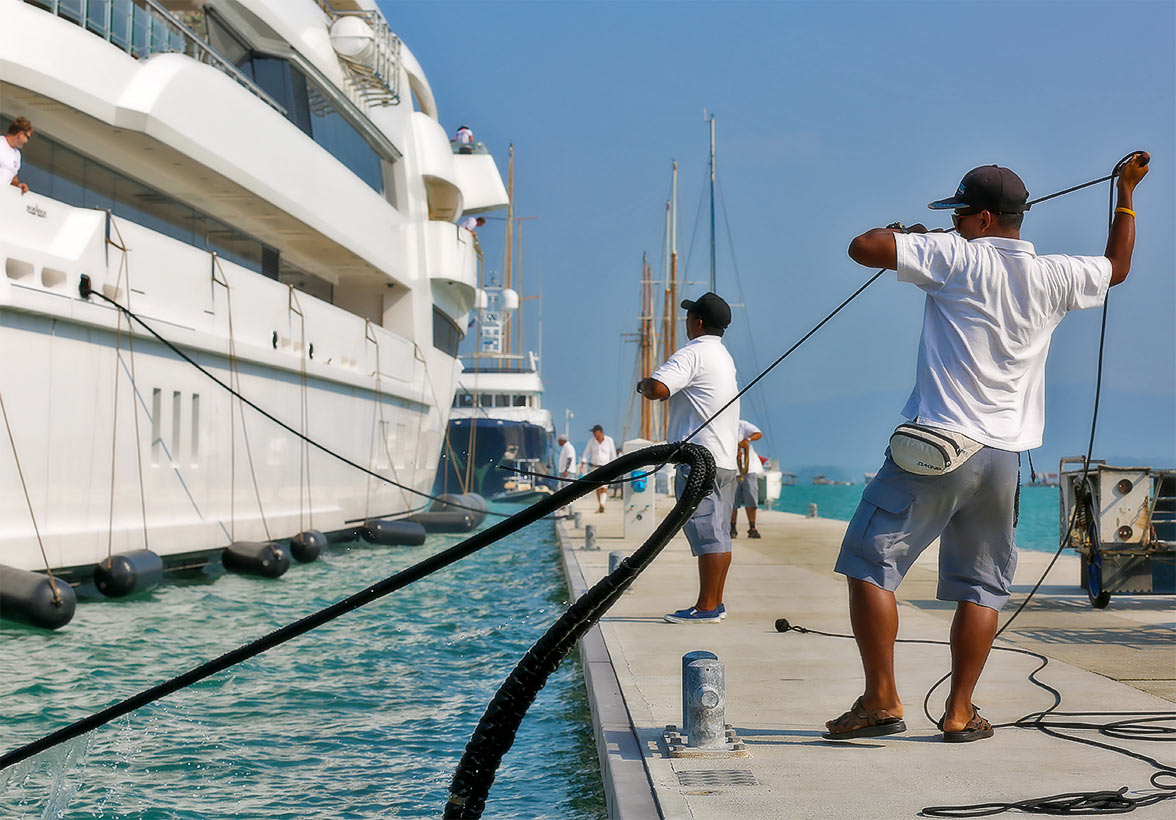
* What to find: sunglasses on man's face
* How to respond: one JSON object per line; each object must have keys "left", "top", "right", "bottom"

{"left": 951, "top": 209, "right": 985, "bottom": 227}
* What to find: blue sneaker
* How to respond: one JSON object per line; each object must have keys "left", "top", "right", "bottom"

{"left": 664, "top": 605, "right": 724, "bottom": 624}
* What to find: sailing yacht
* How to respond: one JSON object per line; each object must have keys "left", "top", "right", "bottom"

{"left": 0, "top": 0, "right": 508, "bottom": 618}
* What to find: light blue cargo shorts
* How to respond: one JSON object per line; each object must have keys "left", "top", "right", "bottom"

{"left": 675, "top": 465, "right": 738, "bottom": 556}
{"left": 835, "top": 447, "right": 1020, "bottom": 610}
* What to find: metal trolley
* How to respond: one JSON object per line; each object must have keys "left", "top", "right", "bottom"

{"left": 1060, "top": 458, "right": 1176, "bottom": 608}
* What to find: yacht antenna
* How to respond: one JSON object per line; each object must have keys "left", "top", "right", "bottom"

{"left": 503, "top": 144, "right": 515, "bottom": 362}
{"left": 708, "top": 114, "right": 717, "bottom": 293}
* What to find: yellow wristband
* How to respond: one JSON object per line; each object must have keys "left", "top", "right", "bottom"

{"left": 1115, "top": 207, "right": 1136, "bottom": 218}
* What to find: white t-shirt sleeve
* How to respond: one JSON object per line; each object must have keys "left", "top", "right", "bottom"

{"left": 738, "top": 420, "right": 761, "bottom": 440}
{"left": 1052, "top": 254, "right": 1112, "bottom": 311}
{"left": 650, "top": 347, "right": 697, "bottom": 395}
{"left": 895, "top": 232, "right": 969, "bottom": 292}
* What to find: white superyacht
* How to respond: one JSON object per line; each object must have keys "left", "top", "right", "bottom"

{"left": 0, "top": 0, "right": 508, "bottom": 624}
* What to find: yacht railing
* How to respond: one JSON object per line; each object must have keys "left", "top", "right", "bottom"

{"left": 451, "top": 141, "right": 490, "bottom": 156}
{"left": 316, "top": 0, "right": 402, "bottom": 107}
{"left": 23, "top": 0, "right": 287, "bottom": 116}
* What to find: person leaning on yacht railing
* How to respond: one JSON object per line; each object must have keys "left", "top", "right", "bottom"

{"left": 1, "top": 117, "right": 33, "bottom": 195}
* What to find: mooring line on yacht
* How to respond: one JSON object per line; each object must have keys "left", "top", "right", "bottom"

{"left": 0, "top": 443, "right": 714, "bottom": 783}
{"left": 287, "top": 286, "right": 316, "bottom": 536}
{"left": 75, "top": 279, "right": 512, "bottom": 521}
{"left": 105, "top": 229, "right": 151, "bottom": 561}
{"left": 0, "top": 392, "right": 62, "bottom": 605}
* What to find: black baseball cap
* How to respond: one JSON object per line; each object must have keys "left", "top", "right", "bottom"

{"left": 681, "top": 292, "right": 732, "bottom": 330}
{"left": 928, "top": 165, "right": 1029, "bottom": 214}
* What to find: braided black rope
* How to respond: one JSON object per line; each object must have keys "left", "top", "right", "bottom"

{"left": 443, "top": 442, "right": 715, "bottom": 818}
{"left": 0, "top": 444, "right": 712, "bottom": 775}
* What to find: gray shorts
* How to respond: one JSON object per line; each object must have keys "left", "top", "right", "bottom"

{"left": 834, "top": 447, "right": 1019, "bottom": 610}
{"left": 735, "top": 474, "right": 758, "bottom": 509}
{"left": 675, "top": 465, "right": 738, "bottom": 556}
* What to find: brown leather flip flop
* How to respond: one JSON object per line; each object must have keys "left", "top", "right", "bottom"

{"left": 940, "top": 706, "right": 994, "bottom": 743}
{"left": 822, "top": 696, "right": 907, "bottom": 740}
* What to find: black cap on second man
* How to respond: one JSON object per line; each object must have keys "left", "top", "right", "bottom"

{"left": 681, "top": 292, "right": 732, "bottom": 330}
{"left": 928, "top": 165, "right": 1029, "bottom": 214}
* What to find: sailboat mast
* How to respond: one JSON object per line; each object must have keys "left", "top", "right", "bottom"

{"left": 662, "top": 197, "right": 671, "bottom": 363}
{"left": 668, "top": 161, "right": 678, "bottom": 357}
{"left": 504, "top": 144, "right": 515, "bottom": 359}
{"left": 708, "top": 115, "right": 717, "bottom": 293}
{"left": 640, "top": 252, "right": 652, "bottom": 441}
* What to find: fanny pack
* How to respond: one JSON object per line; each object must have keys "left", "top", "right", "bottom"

{"left": 888, "top": 423, "right": 984, "bottom": 476}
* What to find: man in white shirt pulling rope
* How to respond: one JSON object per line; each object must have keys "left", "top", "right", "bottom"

{"left": 824, "top": 155, "right": 1150, "bottom": 743}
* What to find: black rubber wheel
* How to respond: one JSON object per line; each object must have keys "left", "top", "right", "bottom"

{"left": 1081, "top": 492, "right": 1111, "bottom": 608}
{"left": 1084, "top": 551, "right": 1111, "bottom": 608}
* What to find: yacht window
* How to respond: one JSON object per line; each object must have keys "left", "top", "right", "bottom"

{"left": 513, "top": 395, "right": 527, "bottom": 407}
{"left": 201, "top": 8, "right": 252, "bottom": 68}
{"left": 432, "top": 307, "right": 461, "bottom": 357}
{"left": 279, "top": 257, "right": 333, "bottom": 303}
{"left": 454, "top": 393, "right": 474, "bottom": 408}
{"left": 238, "top": 54, "right": 384, "bottom": 195}
{"left": 494, "top": 394, "right": 512, "bottom": 408}
{"left": 6, "top": 119, "right": 269, "bottom": 274}
{"left": 478, "top": 394, "right": 493, "bottom": 408}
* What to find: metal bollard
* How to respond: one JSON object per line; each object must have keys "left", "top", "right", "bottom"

{"left": 608, "top": 550, "right": 627, "bottom": 574}
{"left": 573, "top": 511, "right": 583, "bottom": 529}
{"left": 808, "top": 502, "right": 818, "bottom": 518}
{"left": 584, "top": 524, "right": 598, "bottom": 550}
{"left": 681, "top": 650, "right": 718, "bottom": 731}
{"left": 684, "top": 657, "right": 726, "bottom": 748}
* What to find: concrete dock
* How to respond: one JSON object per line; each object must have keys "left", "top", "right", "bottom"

{"left": 557, "top": 492, "right": 1176, "bottom": 819}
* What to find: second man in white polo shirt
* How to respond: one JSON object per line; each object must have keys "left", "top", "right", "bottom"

{"left": 637, "top": 292, "right": 740, "bottom": 623}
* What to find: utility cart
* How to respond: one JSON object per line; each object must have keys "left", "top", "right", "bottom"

{"left": 1060, "top": 458, "right": 1176, "bottom": 608}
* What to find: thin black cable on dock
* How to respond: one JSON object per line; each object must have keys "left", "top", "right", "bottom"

{"left": 0, "top": 443, "right": 714, "bottom": 794}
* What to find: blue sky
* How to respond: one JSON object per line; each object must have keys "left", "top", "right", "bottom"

{"left": 384, "top": 0, "right": 1176, "bottom": 478}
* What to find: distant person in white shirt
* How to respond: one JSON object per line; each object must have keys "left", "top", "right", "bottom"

{"left": 730, "top": 419, "right": 764, "bottom": 539}
{"left": 1, "top": 117, "right": 33, "bottom": 194}
{"left": 580, "top": 425, "right": 617, "bottom": 513}
{"left": 825, "top": 156, "right": 1149, "bottom": 743}
{"left": 556, "top": 435, "right": 577, "bottom": 517}
{"left": 637, "top": 292, "right": 739, "bottom": 624}
{"left": 453, "top": 124, "right": 474, "bottom": 153}
{"left": 557, "top": 435, "right": 576, "bottom": 479}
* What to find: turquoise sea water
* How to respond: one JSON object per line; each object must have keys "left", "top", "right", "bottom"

{"left": 773, "top": 483, "right": 1063, "bottom": 553}
{"left": 0, "top": 513, "right": 605, "bottom": 819}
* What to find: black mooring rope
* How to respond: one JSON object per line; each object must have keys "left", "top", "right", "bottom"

{"left": 0, "top": 443, "right": 713, "bottom": 787}
{"left": 443, "top": 443, "right": 716, "bottom": 818}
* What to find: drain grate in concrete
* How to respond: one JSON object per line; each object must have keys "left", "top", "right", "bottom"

{"left": 677, "top": 769, "right": 759, "bottom": 786}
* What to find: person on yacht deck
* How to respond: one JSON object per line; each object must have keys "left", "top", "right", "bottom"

{"left": 2, "top": 117, "right": 33, "bottom": 194}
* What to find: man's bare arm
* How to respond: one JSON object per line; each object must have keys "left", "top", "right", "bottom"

{"left": 848, "top": 228, "right": 900, "bottom": 270}
{"left": 1105, "top": 152, "right": 1149, "bottom": 287}
{"left": 636, "top": 378, "right": 669, "bottom": 400}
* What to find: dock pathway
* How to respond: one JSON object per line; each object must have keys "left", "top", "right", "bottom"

{"left": 557, "top": 493, "right": 1175, "bottom": 819}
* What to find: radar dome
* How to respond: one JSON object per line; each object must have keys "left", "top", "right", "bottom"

{"left": 329, "top": 17, "right": 375, "bottom": 61}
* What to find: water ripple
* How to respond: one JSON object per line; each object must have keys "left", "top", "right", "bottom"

{"left": 0, "top": 515, "right": 605, "bottom": 819}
